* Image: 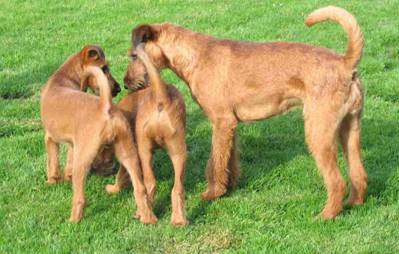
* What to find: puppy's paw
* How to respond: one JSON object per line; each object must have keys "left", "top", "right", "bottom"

{"left": 105, "top": 184, "right": 121, "bottom": 194}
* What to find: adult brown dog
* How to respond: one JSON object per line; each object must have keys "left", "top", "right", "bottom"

{"left": 93, "top": 44, "right": 188, "bottom": 225}
{"left": 130, "top": 6, "right": 367, "bottom": 219}
{"left": 40, "top": 45, "right": 156, "bottom": 224}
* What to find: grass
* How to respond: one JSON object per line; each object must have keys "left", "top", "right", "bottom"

{"left": 1, "top": 0, "right": 399, "bottom": 253}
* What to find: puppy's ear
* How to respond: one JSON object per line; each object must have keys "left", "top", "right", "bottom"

{"left": 132, "top": 25, "right": 159, "bottom": 47}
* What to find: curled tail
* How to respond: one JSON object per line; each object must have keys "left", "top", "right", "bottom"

{"left": 81, "top": 66, "right": 112, "bottom": 113}
{"left": 136, "top": 43, "right": 169, "bottom": 108}
{"left": 305, "top": 6, "right": 364, "bottom": 69}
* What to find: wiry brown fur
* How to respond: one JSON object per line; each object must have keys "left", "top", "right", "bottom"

{"left": 93, "top": 44, "right": 188, "bottom": 225}
{"left": 131, "top": 6, "right": 367, "bottom": 219}
{"left": 40, "top": 45, "right": 156, "bottom": 224}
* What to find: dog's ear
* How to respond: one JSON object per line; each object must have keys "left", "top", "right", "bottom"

{"left": 132, "top": 25, "right": 159, "bottom": 47}
{"left": 82, "top": 45, "right": 105, "bottom": 61}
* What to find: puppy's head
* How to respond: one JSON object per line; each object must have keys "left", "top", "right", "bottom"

{"left": 91, "top": 144, "right": 118, "bottom": 176}
{"left": 123, "top": 25, "right": 167, "bottom": 91}
{"left": 80, "top": 45, "right": 121, "bottom": 97}
{"left": 123, "top": 47, "right": 149, "bottom": 91}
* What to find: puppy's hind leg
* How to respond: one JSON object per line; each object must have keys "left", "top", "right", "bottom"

{"left": 166, "top": 137, "right": 188, "bottom": 226}
{"left": 45, "top": 134, "right": 62, "bottom": 184}
{"left": 339, "top": 113, "right": 367, "bottom": 206}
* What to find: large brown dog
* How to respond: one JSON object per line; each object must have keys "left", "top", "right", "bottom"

{"left": 94, "top": 44, "right": 188, "bottom": 225}
{"left": 130, "top": 6, "right": 367, "bottom": 219}
{"left": 40, "top": 45, "right": 156, "bottom": 224}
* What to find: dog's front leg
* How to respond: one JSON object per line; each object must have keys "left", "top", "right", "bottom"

{"left": 201, "top": 118, "right": 238, "bottom": 200}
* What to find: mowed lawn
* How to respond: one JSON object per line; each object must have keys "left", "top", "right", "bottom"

{"left": 1, "top": 0, "right": 399, "bottom": 253}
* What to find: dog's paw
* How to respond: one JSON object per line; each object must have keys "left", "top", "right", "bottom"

{"left": 200, "top": 187, "right": 226, "bottom": 201}
{"left": 105, "top": 184, "right": 121, "bottom": 194}
{"left": 315, "top": 209, "right": 338, "bottom": 220}
{"left": 63, "top": 174, "right": 72, "bottom": 183}
{"left": 46, "top": 176, "right": 63, "bottom": 185}
{"left": 134, "top": 210, "right": 157, "bottom": 224}
{"left": 171, "top": 216, "right": 189, "bottom": 226}
{"left": 347, "top": 195, "right": 365, "bottom": 206}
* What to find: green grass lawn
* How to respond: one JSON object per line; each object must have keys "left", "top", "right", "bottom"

{"left": 1, "top": 0, "right": 399, "bottom": 253}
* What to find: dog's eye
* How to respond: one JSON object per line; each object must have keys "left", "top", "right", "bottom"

{"left": 130, "top": 54, "right": 138, "bottom": 61}
{"left": 102, "top": 65, "right": 109, "bottom": 74}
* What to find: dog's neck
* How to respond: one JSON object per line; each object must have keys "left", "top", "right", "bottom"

{"left": 50, "top": 53, "right": 83, "bottom": 90}
{"left": 158, "top": 25, "right": 206, "bottom": 85}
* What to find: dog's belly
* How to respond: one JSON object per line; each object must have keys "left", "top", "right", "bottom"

{"left": 234, "top": 96, "right": 302, "bottom": 122}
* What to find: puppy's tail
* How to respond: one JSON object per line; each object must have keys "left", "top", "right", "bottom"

{"left": 305, "top": 6, "right": 363, "bottom": 69}
{"left": 81, "top": 66, "right": 112, "bottom": 113}
{"left": 136, "top": 43, "right": 169, "bottom": 109}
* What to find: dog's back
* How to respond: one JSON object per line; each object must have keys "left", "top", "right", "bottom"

{"left": 117, "top": 84, "right": 185, "bottom": 147}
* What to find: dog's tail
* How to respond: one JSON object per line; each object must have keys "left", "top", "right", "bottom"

{"left": 305, "top": 6, "right": 363, "bottom": 69}
{"left": 136, "top": 43, "right": 169, "bottom": 108}
{"left": 81, "top": 66, "right": 112, "bottom": 113}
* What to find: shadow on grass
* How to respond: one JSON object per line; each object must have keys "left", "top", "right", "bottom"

{"left": 92, "top": 105, "right": 399, "bottom": 222}
{"left": 0, "top": 63, "right": 57, "bottom": 99}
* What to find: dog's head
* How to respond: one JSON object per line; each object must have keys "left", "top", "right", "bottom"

{"left": 123, "top": 25, "right": 167, "bottom": 91}
{"left": 80, "top": 45, "right": 121, "bottom": 97}
{"left": 91, "top": 144, "right": 118, "bottom": 176}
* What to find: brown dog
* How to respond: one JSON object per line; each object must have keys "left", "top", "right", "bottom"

{"left": 94, "top": 44, "right": 188, "bottom": 225}
{"left": 40, "top": 45, "right": 156, "bottom": 224}
{"left": 129, "top": 6, "right": 367, "bottom": 219}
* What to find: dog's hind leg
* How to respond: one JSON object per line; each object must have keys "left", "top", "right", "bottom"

{"left": 339, "top": 113, "right": 367, "bottom": 206}
{"left": 201, "top": 117, "right": 238, "bottom": 200}
{"left": 166, "top": 137, "right": 188, "bottom": 226}
{"left": 45, "top": 134, "right": 62, "bottom": 184}
{"left": 69, "top": 141, "right": 101, "bottom": 223}
{"left": 227, "top": 134, "right": 240, "bottom": 189}
{"left": 63, "top": 145, "right": 74, "bottom": 182}
{"left": 113, "top": 120, "right": 157, "bottom": 224}
{"left": 304, "top": 104, "right": 345, "bottom": 219}
{"left": 137, "top": 137, "right": 156, "bottom": 208}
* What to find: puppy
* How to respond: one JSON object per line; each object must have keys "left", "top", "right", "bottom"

{"left": 94, "top": 44, "right": 188, "bottom": 225}
{"left": 130, "top": 6, "right": 368, "bottom": 219}
{"left": 40, "top": 45, "right": 156, "bottom": 224}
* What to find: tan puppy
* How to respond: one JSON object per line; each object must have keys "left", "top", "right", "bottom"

{"left": 129, "top": 6, "right": 367, "bottom": 219}
{"left": 40, "top": 45, "right": 156, "bottom": 224}
{"left": 94, "top": 44, "right": 188, "bottom": 225}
